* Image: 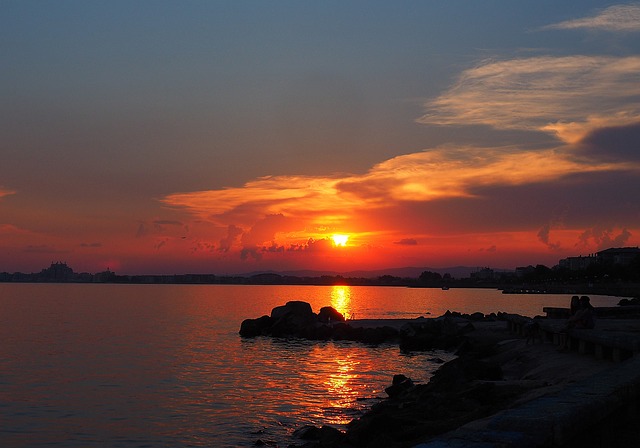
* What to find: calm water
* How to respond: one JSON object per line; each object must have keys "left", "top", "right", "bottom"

{"left": 0, "top": 284, "right": 623, "bottom": 447}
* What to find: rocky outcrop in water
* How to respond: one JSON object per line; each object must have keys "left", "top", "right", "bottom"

{"left": 239, "top": 301, "right": 400, "bottom": 343}
{"left": 239, "top": 302, "right": 490, "bottom": 348}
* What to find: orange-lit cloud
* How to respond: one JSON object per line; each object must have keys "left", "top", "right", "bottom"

{"left": 160, "top": 141, "right": 640, "bottom": 267}
{"left": 543, "top": 3, "right": 640, "bottom": 32}
{"left": 418, "top": 56, "right": 640, "bottom": 143}
{"left": 0, "top": 188, "right": 16, "bottom": 200}
{"left": 163, "top": 145, "right": 635, "bottom": 222}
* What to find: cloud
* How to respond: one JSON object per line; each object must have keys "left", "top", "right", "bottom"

{"left": 241, "top": 214, "right": 295, "bottom": 247}
{"left": 80, "top": 242, "right": 102, "bottom": 248}
{"left": 543, "top": 3, "right": 640, "bottom": 32}
{"left": 218, "top": 224, "right": 243, "bottom": 253}
{"left": 154, "top": 238, "right": 168, "bottom": 250}
{"left": 577, "top": 226, "right": 632, "bottom": 250}
{"left": 136, "top": 222, "right": 149, "bottom": 238}
{"left": 162, "top": 145, "right": 634, "bottom": 228}
{"left": 0, "top": 188, "right": 16, "bottom": 200}
{"left": 576, "top": 122, "right": 640, "bottom": 162}
{"left": 159, "top": 143, "right": 639, "bottom": 262}
{"left": 1, "top": 224, "right": 31, "bottom": 235}
{"left": 418, "top": 56, "right": 640, "bottom": 143}
{"left": 287, "top": 238, "right": 334, "bottom": 253}
{"left": 537, "top": 224, "right": 562, "bottom": 250}
{"left": 240, "top": 246, "right": 261, "bottom": 261}
{"left": 191, "top": 240, "right": 216, "bottom": 253}
{"left": 394, "top": 238, "right": 418, "bottom": 245}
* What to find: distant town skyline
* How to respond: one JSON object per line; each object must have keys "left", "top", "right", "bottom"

{"left": 2, "top": 1, "right": 640, "bottom": 275}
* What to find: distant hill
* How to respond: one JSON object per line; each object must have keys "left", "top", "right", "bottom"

{"left": 238, "top": 266, "right": 492, "bottom": 279}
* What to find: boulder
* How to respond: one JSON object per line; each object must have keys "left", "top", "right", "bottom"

{"left": 269, "top": 301, "right": 317, "bottom": 337}
{"left": 317, "top": 306, "right": 345, "bottom": 323}
{"left": 385, "top": 374, "right": 415, "bottom": 398}
{"left": 239, "top": 315, "right": 272, "bottom": 337}
{"left": 293, "top": 425, "right": 343, "bottom": 444}
{"left": 270, "top": 300, "right": 315, "bottom": 320}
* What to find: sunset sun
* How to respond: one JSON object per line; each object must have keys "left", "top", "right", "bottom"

{"left": 331, "top": 234, "right": 349, "bottom": 247}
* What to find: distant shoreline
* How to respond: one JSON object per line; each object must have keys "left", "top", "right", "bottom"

{"left": 2, "top": 275, "right": 638, "bottom": 298}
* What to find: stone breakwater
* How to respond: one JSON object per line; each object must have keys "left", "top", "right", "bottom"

{"left": 240, "top": 301, "right": 523, "bottom": 447}
{"left": 240, "top": 301, "right": 640, "bottom": 448}
{"left": 239, "top": 300, "right": 498, "bottom": 351}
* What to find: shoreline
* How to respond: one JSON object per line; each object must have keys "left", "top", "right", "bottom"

{"left": 241, "top": 303, "right": 640, "bottom": 447}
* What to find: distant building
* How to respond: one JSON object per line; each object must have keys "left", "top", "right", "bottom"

{"left": 515, "top": 265, "right": 535, "bottom": 278}
{"left": 596, "top": 247, "right": 640, "bottom": 266}
{"left": 471, "top": 267, "right": 495, "bottom": 280}
{"left": 39, "top": 261, "right": 74, "bottom": 281}
{"left": 558, "top": 255, "right": 597, "bottom": 271}
{"left": 558, "top": 247, "right": 640, "bottom": 271}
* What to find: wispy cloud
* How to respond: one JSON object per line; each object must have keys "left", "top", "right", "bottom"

{"left": 161, "top": 145, "right": 635, "bottom": 245}
{"left": 0, "top": 188, "right": 16, "bottom": 200}
{"left": 543, "top": 3, "right": 640, "bottom": 32}
{"left": 394, "top": 238, "right": 418, "bottom": 245}
{"left": 418, "top": 56, "right": 640, "bottom": 143}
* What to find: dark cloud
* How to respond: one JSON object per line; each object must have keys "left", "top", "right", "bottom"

{"left": 240, "top": 246, "right": 261, "bottom": 261}
{"left": 262, "top": 242, "right": 285, "bottom": 253}
{"left": 394, "top": 238, "right": 418, "bottom": 245}
{"left": 287, "top": 238, "right": 333, "bottom": 253}
{"left": 577, "top": 226, "right": 632, "bottom": 250}
{"left": 135, "top": 222, "right": 149, "bottom": 238}
{"left": 191, "top": 241, "right": 215, "bottom": 253}
{"left": 577, "top": 122, "right": 640, "bottom": 162}
{"left": 336, "top": 177, "right": 397, "bottom": 200}
{"left": 218, "top": 225, "right": 243, "bottom": 253}
{"left": 154, "top": 238, "right": 168, "bottom": 250}
{"left": 537, "top": 224, "right": 562, "bottom": 250}
{"left": 80, "top": 242, "right": 102, "bottom": 248}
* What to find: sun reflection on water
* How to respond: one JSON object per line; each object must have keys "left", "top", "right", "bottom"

{"left": 330, "top": 285, "right": 353, "bottom": 320}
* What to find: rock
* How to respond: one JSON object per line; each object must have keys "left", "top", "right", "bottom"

{"left": 361, "top": 326, "right": 399, "bottom": 344}
{"left": 385, "top": 374, "right": 415, "bottom": 398}
{"left": 293, "top": 425, "right": 344, "bottom": 444}
{"left": 317, "top": 306, "right": 345, "bottom": 323}
{"left": 399, "top": 316, "right": 473, "bottom": 351}
{"left": 271, "top": 301, "right": 315, "bottom": 320}
{"left": 269, "top": 301, "right": 318, "bottom": 337}
{"left": 239, "top": 315, "right": 273, "bottom": 337}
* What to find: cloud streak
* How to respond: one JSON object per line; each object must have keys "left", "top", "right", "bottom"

{"left": 418, "top": 56, "right": 640, "bottom": 143}
{"left": 543, "top": 3, "right": 640, "bottom": 32}
{"left": 0, "top": 188, "right": 16, "bottom": 200}
{"left": 160, "top": 143, "right": 638, "bottom": 254}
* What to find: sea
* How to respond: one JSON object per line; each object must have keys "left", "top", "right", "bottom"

{"left": 0, "top": 283, "right": 624, "bottom": 447}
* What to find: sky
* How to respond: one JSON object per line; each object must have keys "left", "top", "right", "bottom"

{"left": 2, "top": 1, "right": 640, "bottom": 275}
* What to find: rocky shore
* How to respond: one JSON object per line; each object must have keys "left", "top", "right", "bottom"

{"left": 240, "top": 301, "right": 640, "bottom": 448}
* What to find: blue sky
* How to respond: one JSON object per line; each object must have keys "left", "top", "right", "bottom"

{"left": 2, "top": 1, "right": 639, "bottom": 274}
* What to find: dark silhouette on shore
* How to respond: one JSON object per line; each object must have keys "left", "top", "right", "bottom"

{"left": 2, "top": 247, "right": 639, "bottom": 296}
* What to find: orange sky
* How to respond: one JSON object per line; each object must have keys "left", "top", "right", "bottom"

{"left": 2, "top": 2, "right": 640, "bottom": 275}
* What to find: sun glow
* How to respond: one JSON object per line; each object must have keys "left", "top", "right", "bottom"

{"left": 331, "top": 234, "right": 349, "bottom": 247}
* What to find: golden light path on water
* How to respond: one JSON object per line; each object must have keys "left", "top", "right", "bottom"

{"left": 330, "top": 285, "right": 353, "bottom": 320}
